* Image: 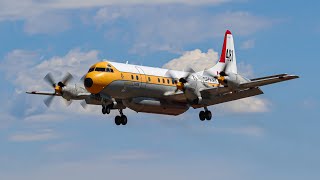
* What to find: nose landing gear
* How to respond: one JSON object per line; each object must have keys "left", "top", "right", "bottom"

{"left": 199, "top": 107, "right": 212, "bottom": 121}
{"left": 102, "top": 105, "right": 111, "bottom": 114}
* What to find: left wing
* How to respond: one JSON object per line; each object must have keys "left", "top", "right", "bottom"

{"left": 193, "top": 73, "right": 298, "bottom": 108}
{"left": 26, "top": 91, "right": 61, "bottom": 96}
{"left": 193, "top": 87, "right": 264, "bottom": 109}
{"left": 240, "top": 74, "right": 299, "bottom": 89}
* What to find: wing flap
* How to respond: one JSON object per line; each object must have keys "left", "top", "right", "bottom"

{"left": 193, "top": 87, "right": 264, "bottom": 109}
{"left": 241, "top": 74, "right": 299, "bottom": 89}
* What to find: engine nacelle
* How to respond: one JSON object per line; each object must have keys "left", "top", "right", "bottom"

{"left": 123, "top": 97, "right": 189, "bottom": 116}
{"left": 224, "top": 73, "right": 250, "bottom": 89}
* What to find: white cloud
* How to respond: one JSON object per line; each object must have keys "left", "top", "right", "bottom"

{"left": 217, "top": 96, "right": 270, "bottom": 113}
{"left": 241, "top": 39, "right": 255, "bottom": 49}
{"left": 0, "top": 0, "right": 231, "bottom": 21}
{"left": 9, "top": 129, "right": 60, "bottom": 142}
{"left": 162, "top": 48, "right": 270, "bottom": 113}
{"left": 1, "top": 48, "right": 99, "bottom": 91}
{"left": 163, "top": 49, "right": 218, "bottom": 71}
{"left": 23, "top": 12, "right": 71, "bottom": 35}
{"left": 92, "top": 7, "right": 275, "bottom": 54}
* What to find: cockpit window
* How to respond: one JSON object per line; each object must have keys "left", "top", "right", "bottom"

{"left": 88, "top": 68, "right": 94, "bottom": 72}
{"left": 95, "top": 67, "right": 106, "bottom": 72}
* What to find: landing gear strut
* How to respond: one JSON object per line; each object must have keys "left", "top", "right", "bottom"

{"left": 199, "top": 107, "right": 212, "bottom": 121}
{"left": 115, "top": 109, "right": 127, "bottom": 126}
{"left": 102, "top": 104, "right": 112, "bottom": 114}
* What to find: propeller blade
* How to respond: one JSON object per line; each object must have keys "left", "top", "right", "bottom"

{"left": 165, "top": 70, "right": 176, "bottom": 79}
{"left": 203, "top": 70, "right": 218, "bottom": 79}
{"left": 79, "top": 75, "right": 86, "bottom": 83}
{"left": 219, "top": 62, "right": 229, "bottom": 76}
{"left": 61, "top": 72, "right": 73, "bottom": 86}
{"left": 44, "top": 73, "right": 55, "bottom": 88}
{"left": 80, "top": 100, "right": 88, "bottom": 109}
{"left": 63, "top": 99, "right": 72, "bottom": 107}
{"left": 44, "top": 95, "right": 55, "bottom": 107}
{"left": 183, "top": 67, "right": 195, "bottom": 80}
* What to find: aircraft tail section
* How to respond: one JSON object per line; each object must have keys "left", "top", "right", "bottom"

{"left": 207, "top": 30, "right": 238, "bottom": 75}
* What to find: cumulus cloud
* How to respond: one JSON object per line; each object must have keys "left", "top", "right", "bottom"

{"left": 162, "top": 48, "right": 270, "bottom": 113}
{"left": 92, "top": 6, "right": 275, "bottom": 54}
{"left": 1, "top": 48, "right": 99, "bottom": 91}
{"left": 0, "top": 0, "right": 231, "bottom": 21}
{"left": 241, "top": 39, "right": 255, "bottom": 49}
{"left": 163, "top": 49, "right": 218, "bottom": 71}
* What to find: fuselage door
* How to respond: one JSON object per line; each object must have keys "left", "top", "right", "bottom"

{"left": 135, "top": 66, "right": 146, "bottom": 88}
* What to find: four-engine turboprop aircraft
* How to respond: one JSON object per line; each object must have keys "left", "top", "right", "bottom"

{"left": 27, "top": 30, "right": 299, "bottom": 126}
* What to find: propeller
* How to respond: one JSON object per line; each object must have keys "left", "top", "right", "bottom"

{"left": 165, "top": 67, "right": 196, "bottom": 93}
{"left": 203, "top": 62, "right": 230, "bottom": 86}
{"left": 80, "top": 100, "right": 88, "bottom": 109}
{"left": 43, "top": 72, "right": 74, "bottom": 107}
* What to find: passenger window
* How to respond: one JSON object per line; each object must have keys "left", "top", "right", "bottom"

{"left": 148, "top": 77, "right": 151, "bottom": 82}
{"left": 110, "top": 69, "right": 114, "bottom": 73}
{"left": 162, "top": 79, "right": 165, "bottom": 83}
{"left": 106, "top": 68, "right": 110, "bottom": 72}
{"left": 167, "top": 79, "right": 170, "bottom": 84}
{"left": 172, "top": 79, "right": 175, "bottom": 84}
{"left": 158, "top": 78, "right": 160, "bottom": 83}
{"left": 131, "top": 75, "right": 134, "bottom": 80}
{"left": 136, "top": 75, "right": 139, "bottom": 80}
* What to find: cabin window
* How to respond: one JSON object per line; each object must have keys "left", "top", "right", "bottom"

{"left": 167, "top": 79, "right": 170, "bottom": 84}
{"left": 136, "top": 75, "right": 139, "bottom": 80}
{"left": 162, "top": 79, "right": 165, "bottom": 83}
{"left": 158, "top": 78, "right": 160, "bottom": 83}
{"left": 172, "top": 79, "right": 175, "bottom": 84}
{"left": 148, "top": 77, "right": 151, "bottom": 82}
{"left": 110, "top": 69, "right": 114, "bottom": 73}
{"left": 131, "top": 75, "right": 134, "bottom": 80}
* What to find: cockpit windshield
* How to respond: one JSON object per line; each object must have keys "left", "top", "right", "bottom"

{"left": 88, "top": 67, "right": 114, "bottom": 73}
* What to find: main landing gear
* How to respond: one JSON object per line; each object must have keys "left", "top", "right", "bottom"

{"left": 114, "top": 109, "right": 127, "bottom": 126}
{"left": 101, "top": 104, "right": 128, "bottom": 126}
{"left": 199, "top": 107, "right": 212, "bottom": 121}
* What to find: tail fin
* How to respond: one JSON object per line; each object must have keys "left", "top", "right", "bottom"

{"left": 208, "top": 30, "right": 238, "bottom": 74}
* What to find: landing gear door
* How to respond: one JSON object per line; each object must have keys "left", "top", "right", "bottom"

{"left": 135, "top": 66, "right": 146, "bottom": 89}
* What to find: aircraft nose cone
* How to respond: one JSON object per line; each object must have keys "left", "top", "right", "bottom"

{"left": 84, "top": 78, "right": 93, "bottom": 88}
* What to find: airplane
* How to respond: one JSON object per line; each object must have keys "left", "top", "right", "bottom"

{"left": 27, "top": 30, "right": 299, "bottom": 126}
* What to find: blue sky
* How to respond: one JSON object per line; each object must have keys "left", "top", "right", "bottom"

{"left": 0, "top": 0, "right": 319, "bottom": 179}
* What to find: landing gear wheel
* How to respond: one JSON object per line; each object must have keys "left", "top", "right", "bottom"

{"left": 121, "top": 115, "right": 127, "bottom": 125}
{"left": 205, "top": 111, "right": 212, "bottom": 121}
{"left": 199, "top": 111, "right": 206, "bottom": 121}
{"left": 115, "top": 116, "right": 121, "bottom": 125}
{"left": 102, "top": 105, "right": 111, "bottom": 114}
